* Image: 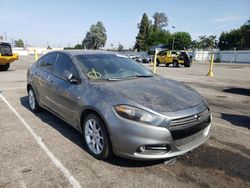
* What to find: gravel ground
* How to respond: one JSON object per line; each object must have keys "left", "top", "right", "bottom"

{"left": 0, "top": 56, "right": 249, "bottom": 188}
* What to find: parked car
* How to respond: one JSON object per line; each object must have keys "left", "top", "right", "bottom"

{"left": 0, "top": 42, "right": 18, "bottom": 71}
{"left": 141, "top": 55, "right": 152, "bottom": 63}
{"left": 127, "top": 54, "right": 136, "bottom": 60}
{"left": 178, "top": 51, "right": 192, "bottom": 67}
{"left": 27, "top": 50, "right": 211, "bottom": 160}
{"left": 156, "top": 50, "right": 190, "bottom": 67}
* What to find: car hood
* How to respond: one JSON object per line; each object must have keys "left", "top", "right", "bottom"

{"left": 98, "top": 76, "right": 206, "bottom": 113}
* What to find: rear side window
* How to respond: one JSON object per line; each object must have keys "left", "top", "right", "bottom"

{"left": 158, "top": 51, "right": 167, "bottom": 56}
{"left": 37, "top": 53, "right": 58, "bottom": 72}
{"left": 53, "top": 53, "right": 78, "bottom": 79}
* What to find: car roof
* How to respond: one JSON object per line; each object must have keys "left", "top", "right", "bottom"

{"left": 0, "top": 42, "right": 11, "bottom": 45}
{"left": 61, "top": 50, "right": 117, "bottom": 56}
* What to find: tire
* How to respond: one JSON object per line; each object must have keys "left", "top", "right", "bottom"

{"left": 83, "top": 114, "right": 112, "bottom": 160}
{"left": 28, "top": 87, "right": 41, "bottom": 113}
{"left": 184, "top": 61, "right": 190, "bottom": 67}
{"left": 165, "top": 63, "right": 170, "bottom": 67}
{"left": 173, "top": 61, "right": 179, "bottom": 67}
{"left": 0, "top": 63, "right": 10, "bottom": 71}
{"left": 156, "top": 59, "right": 160, "bottom": 66}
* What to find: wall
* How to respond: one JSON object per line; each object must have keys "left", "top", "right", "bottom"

{"left": 193, "top": 50, "right": 250, "bottom": 63}
{"left": 12, "top": 47, "right": 63, "bottom": 56}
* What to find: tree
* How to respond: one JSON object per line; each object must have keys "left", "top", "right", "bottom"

{"left": 218, "top": 20, "right": 250, "bottom": 50}
{"left": 14, "top": 39, "right": 24, "bottom": 47}
{"left": 146, "top": 29, "right": 171, "bottom": 47}
{"left": 74, "top": 44, "right": 83, "bottom": 49}
{"left": 118, "top": 44, "right": 124, "bottom": 51}
{"left": 135, "top": 13, "right": 151, "bottom": 51}
{"left": 82, "top": 21, "right": 107, "bottom": 49}
{"left": 171, "top": 32, "right": 192, "bottom": 50}
{"left": 152, "top": 12, "right": 168, "bottom": 30}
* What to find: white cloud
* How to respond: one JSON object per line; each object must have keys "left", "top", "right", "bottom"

{"left": 214, "top": 16, "right": 243, "bottom": 23}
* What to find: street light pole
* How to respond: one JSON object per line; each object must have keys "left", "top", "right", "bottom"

{"left": 172, "top": 26, "right": 175, "bottom": 50}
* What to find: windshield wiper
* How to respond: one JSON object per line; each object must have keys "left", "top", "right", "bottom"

{"left": 135, "top": 74, "right": 154, "bottom": 77}
{"left": 107, "top": 74, "right": 154, "bottom": 81}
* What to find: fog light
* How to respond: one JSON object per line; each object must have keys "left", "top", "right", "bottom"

{"left": 139, "top": 146, "right": 145, "bottom": 152}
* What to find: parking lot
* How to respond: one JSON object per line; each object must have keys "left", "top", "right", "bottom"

{"left": 0, "top": 56, "right": 249, "bottom": 188}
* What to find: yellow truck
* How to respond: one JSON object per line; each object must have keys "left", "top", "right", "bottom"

{"left": 0, "top": 42, "right": 18, "bottom": 71}
{"left": 156, "top": 50, "right": 190, "bottom": 67}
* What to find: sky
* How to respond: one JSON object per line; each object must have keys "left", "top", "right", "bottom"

{"left": 1, "top": 0, "right": 249, "bottom": 48}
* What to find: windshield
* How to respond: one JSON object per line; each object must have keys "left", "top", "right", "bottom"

{"left": 74, "top": 54, "right": 153, "bottom": 80}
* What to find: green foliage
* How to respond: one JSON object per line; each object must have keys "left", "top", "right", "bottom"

{"left": 14, "top": 39, "right": 24, "bottom": 47}
{"left": 135, "top": 13, "right": 151, "bottom": 51}
{"left": 118, "top": 44, "right": 124, "bottom": 51}
{"left": 82, "top": 21, "right": 107, "bottom": 49}
{"left": 74, "top": 44, "right": 83, "bottom": 49}
{"left": 152, "top": 12, "right": 168, "bottom": 30}
{"left": 135, "top": 12, "right": 192, "bottom": 51}
{"left": 171, "top": 32, "right": 191, "bottom": 50}
{"left": 146, "top": 30, "right": 171, "bottom": 47}
{"left": 191, "top": 35, "right": 217, "bottom": 50}
{"left": 218, "top": 20, "right": 250, "bottom": 50}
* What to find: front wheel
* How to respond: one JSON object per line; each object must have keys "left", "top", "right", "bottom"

{"left": 0, "top": 63, "right": 10, "bottom": 71}
{"left": 184, "top": 60, "right": 191, "bottom": 67}
{"left": 83, "top": 114, "right": 112, "bottom": 160}
{"left": 156, "top": 59, "right": 160, "bottom": 66}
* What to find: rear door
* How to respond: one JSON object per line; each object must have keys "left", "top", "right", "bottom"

{"left": 49, "top": 53, "right": 80, "bottom": 127}
{"left": 34, "top": 53, "right": 58, "bottom": 109}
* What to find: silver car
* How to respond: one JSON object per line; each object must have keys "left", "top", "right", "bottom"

{"left": 27, "top": 50, "right": 211, "bottom": 160}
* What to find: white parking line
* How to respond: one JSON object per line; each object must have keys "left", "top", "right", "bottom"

{"left": 0, "top": 94, "right": 81, "bottom": 188}
{"left": 213, "top": 122, "right": 250, "bottom": 135}
{"left": 1, "top": 87, "right": 26, "bottom": 91}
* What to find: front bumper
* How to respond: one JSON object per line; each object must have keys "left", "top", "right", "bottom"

{"left": 105, "top": 105, "right": 211, "bottom": 160}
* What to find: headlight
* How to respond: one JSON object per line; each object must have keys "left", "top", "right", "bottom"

{"left": 113, "top": 105, "right": 164, "bottom": 125}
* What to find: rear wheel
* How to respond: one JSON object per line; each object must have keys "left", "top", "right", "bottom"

{"left": 83, "top": 114, "right": 112, "bottom": 160}
{"left": 173, "top": 60, "right": 179, "bottom": 67}
{"left": 0, "top": 63, "right": 10, "bottom": 71}
{"left": 28, "top": 87, "right": 41, "bottom": 113}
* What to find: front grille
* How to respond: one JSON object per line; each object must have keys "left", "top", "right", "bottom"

{"left": 169, "top": 108, "right": 211, "bottom": 140}
{"left": 170, "top": 108, "right": 210, "bottom": 128}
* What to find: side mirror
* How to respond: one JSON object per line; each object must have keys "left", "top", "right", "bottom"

{"left": 64, "top": 70, "right": 80, "bottom": 84}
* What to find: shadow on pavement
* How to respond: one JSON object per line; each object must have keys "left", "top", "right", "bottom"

{"left": 221, "top": 113, "right": 250, "bottom": 129}
{"left": 181, "top": 144, "right": 250, "bottom": 182}
{"left": 223, "top": 88, "right": 250, "bottom": 96}
{"left": 20, "top": 96, "right": 162, "bottom": 168}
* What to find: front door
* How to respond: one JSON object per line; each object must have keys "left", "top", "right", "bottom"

{"left": 49, "top": 53, "right": 81, "bottom": 128}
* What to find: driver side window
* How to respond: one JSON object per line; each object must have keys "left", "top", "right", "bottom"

{"left": 53, "top": 53, "right": 78, "bottom": 80}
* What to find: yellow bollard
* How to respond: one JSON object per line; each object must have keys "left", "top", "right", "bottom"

{"left": 153, "top": 49, "right": 158, "bottom": 74}
{"left": 34, "top": 50, "right": 38, "bottom": 61}
{"left": 207, "top": 53, "right": 214, "bottom": 77}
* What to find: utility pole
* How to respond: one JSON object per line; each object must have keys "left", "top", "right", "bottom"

{"left": 171, "top": 26, "right": 175, "bottom": 50}
{"left": 4, "top": 32, "right": 7, "bottom": 41}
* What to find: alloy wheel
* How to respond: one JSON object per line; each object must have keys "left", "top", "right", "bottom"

{"left": 84, "top": 119, "right": 104, "bottom": 154}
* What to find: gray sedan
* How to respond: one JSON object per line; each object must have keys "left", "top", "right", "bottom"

{"left": 27, "top": 50, "right": 211, "bottom": 160}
